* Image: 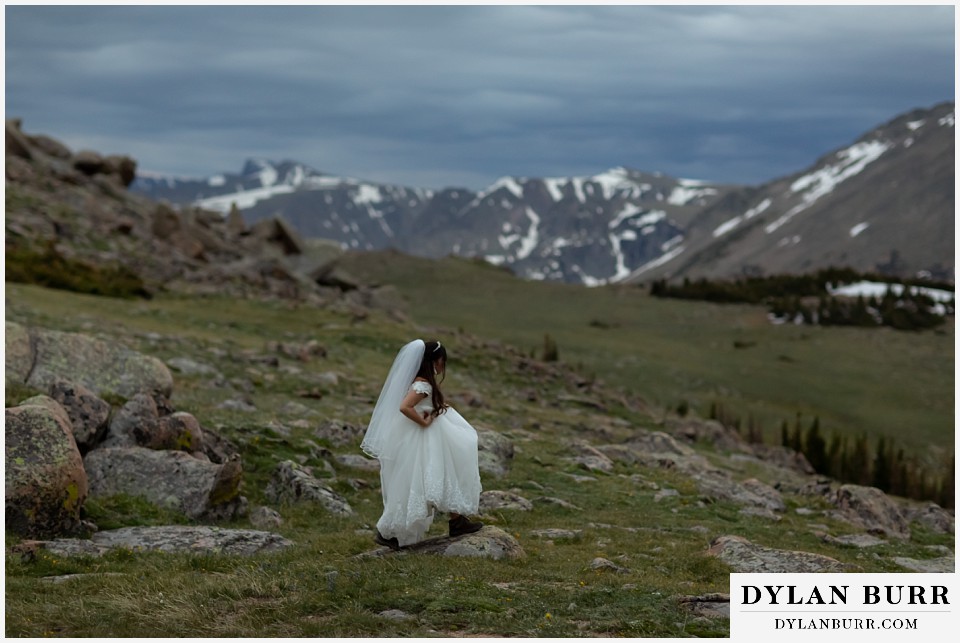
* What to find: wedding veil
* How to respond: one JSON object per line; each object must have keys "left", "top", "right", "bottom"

{"left": 361, "top": 339, "right": 425, "bottom": 460}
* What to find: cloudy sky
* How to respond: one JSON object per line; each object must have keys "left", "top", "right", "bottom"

{"left": 4, "top": 3, "right": 955, "bottom": 191}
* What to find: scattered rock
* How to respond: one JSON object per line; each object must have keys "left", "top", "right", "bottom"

{"left": 666, "top": 416, "right": 748, "bottom": 453}
{"left": 829, "top": 484, "right": 910, "bottom": 540}
{"left": 166, "top": 357, "right": 219, "bottom": 376}
{"left": 654, "top": 489, "right": 680, "bottom": 503}
{"left": 892, "top": 555, "right": 955, "bottom": 573}
{"left": 313, "top": 419, "right": 365, "bottom": 446}
{"left": 476, "top": 427, "right": 514, "bottom": 477}
{"left": 533, "top": 496, "right": 582, "bottom": 511}
{"left": 819, "top": 533, "right": 886, "bottom": 548}
{"left": 279, "top": 400, "right": 319, "bottom": 417}
{"left": 676, "top": 594, "right": 730, "bottom": 620}
{"left": 218, "top": 398, "right": 257, "bottom": 413}
{"left": 249, "top": 506, "right": 283, "bottom": 530}
{"left": 569, "top": 441, "right": 614, "bottom": 473}
{"left": 738, "top": 507, "right": 782, "bottom": 521}
{"left": 101, "top": 393, "right": 159, "bottom": 447}
{"left": 41, "top": 572, "right": 126, "bottom": 584}
{"left": 83, "top": 447, "right": 245, "bottom": 520}
{"left": 530, "top": 529, "right": 582, "bottom": 540}
{"left": 378, "top": 609, "right": 414, "bottom": 621}
{"left": 589, "top": 557, "right": 630, "bottom": 574}
{"left": 39, "top": 525, "right": 294, "bottom": 557}
{"left": 334, "top": 454, "right": 380, "bottom": 472}
{"left": 264, "top": 460, "right": 353, "bottom": 515}
{"left": 5, "top": 395, "right": 88, "bottom": 537}
{"left": 479, "top": 490, "right": 533, "bottom": 513}
{"left": 357, "top": 526, "right": 524, "bottom": 560}
{"left": 707, "top": 535, "right": 854, "bottom": 573}
{"left": 908, "top": 503, "right": 954, "bottom": 534}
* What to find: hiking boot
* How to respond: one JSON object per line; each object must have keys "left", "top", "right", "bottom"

{"left": 448, "top": 515, "right": 483, "bottom": 537}
{"left": 375, "top": 531, "right": 400, "bottom": 550}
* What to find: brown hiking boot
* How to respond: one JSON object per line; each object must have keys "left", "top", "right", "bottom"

{"left": 375, "top": 531, "right": 400, "bottom": 550}
{"left": 449, "top": 515, "right": 483, "bottom": 537}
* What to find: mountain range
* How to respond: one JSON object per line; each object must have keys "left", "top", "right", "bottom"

{"left": 133, "top": 101, "right": 955, "bottom": 285}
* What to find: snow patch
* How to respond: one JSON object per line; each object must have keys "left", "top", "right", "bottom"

{"left": 591, "top": 167, "right": 634, "bottom": 200}
{"left": 258, "top": 165, "right": 278, "bottom": 188}
{"left": 543, "top": 178, "right": 566, "bottom": 202}
{"left": 765, "top": 139, "right": 891, "bottom": 234}
{"left": 355, "top": 184, "right": 383, "bottom": 205}
{"left": 195, "top": 184, "right": 296, "bottom": 212}
{"left": 849, "top": 222, "right": 869, "bottom": 238}
{"left": 208, "top": 175, "right": 225, "bottom": 187}
{"left": 906, "top": 120, "right": 926, "bottom": 131}
{"left": 939, "top": 113, "right": 955, "bottom": 127}
{"left": 713, "top": 198, "right": 772, "bottom": 238}
{"left": 630, "top": 244, "right": 686, "bottom": 278}
{"left": 667, "top": 183, "right": 717, "bottom": 206}
{"left": 829, "top": 281, "right": 954, "bottom": 303}
{"left": 516, "top": 207, "right": 541, "bottom": 260}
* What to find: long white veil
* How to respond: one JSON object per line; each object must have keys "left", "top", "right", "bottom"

{"left": 361, "top": 339, "right": 425, "bottom": 460}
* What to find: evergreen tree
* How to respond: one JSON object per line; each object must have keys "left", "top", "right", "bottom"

{"left": 780, "top": 420, "right": 790, "bottom": 448}
{"left": 804, "top": 416, "right": 827, "bottom": 473}
{"left": 827, "top": 433, "right": 844, "bottom": 480}
{"left": 872, "top": 437, "right": 891, "bottom": 491}
{"left": 849, "top": 435, "right": 872, "bottom": 486}
{"left": 789, "top": 412, "right": 804, "bottom": 453}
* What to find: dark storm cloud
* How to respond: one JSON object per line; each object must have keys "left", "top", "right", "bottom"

{"left": 4, "top": 4, "right": 954, "bottom": 190}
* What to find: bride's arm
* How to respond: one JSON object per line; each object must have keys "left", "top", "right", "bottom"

{"left": 400, "top": 390, "right": 433, "bottom": 427}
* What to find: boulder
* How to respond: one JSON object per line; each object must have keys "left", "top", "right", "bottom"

{"left": 589, "top": 557, "right": 630, "bottom": 574}
{"left": 691, "top": 472, "right": 785, "bottom": 512}
{"left": 529, "top": 528, "right": 582, "bottom": 540}
{"left": 166, "top": 357, "right": 218, "bottom": 376}
{"left": 6, "top": 118, "right": 33, "bottom": 159}
{"left": 101, "top": 393, "right": 159, "bottom": 447}
{"left": 5, "top": 321, "right": 35, "bottom": 387}
{"left": 313, "top": 419, "right": 365, "bottom": 446}
{"left": 26, "top": 133, "right": 72, "bottom": 159}
{"left": 829, "top": 484, "right": 911, "bottom": 540}
{"left": 334, "top": 454, "right": 380, "bottom": 472}
{"left": 25, "top": 326, "right": 173, "bottom": 398}
{"left": 5, "top": 396, "right": 88, "bottom": 537}
{"left": 38, "top": 525, "right": 294, "bottom": 557}
{"left": 83, "top": 447, "right": 246, "bottom": 520}
{"left": 665, "top": 417, "right": 748, "bottom": 453}
{"left": 909, "top": 503, "right": 955, "bottom": 534}
{"left": 103, "top": 154, "right": 137, "bottom": 187}
{"left": 750, "top": 444, "right": 816, "bottom": 475}
{"left": 676, "top": 594, "right": 730, "bottom": 620}
{"left": 249, "top": 506, "right": 283, "bottom": 530}
{"left": 707, "top": 535, "right": 853, "bottom": 573}
{"left": 264, "top": 460, "right": 353, "bottom": 515}
{"left": 892, "top": 555, "right": 955, "bottom": 573}
{"left": 476, "top": 427, "right": 514, "bottom": 477}
{"left": 569, "top": 440, "right": 614, "bottom": 473}
{"left": 47, "top": 379, "right": 111, "bottom": 453}
{"left": 479, "top": 490, "right": 533, "bottom": 513}
{"left": 71, "top": 150, "right": 106, "bottom": 176}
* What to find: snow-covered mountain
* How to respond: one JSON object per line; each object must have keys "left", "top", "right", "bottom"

{"left": 135, "top": 162, "right": 733, "bottom": 285}
{"left": 133, "top": 102, "right": 955, "bottom": 285}
{"left": 626, "top": 102, "right": 955, "bottom": 283}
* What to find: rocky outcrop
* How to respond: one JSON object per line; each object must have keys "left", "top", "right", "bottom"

{"left": 707, "top": 535, "right": 854, "bottom": 573}
{"left": 83, "top": 447, "right": 246, "bottom": 520}
{"left": 36, "top": 525, "right": 293, "bottom": 557}
{"left": 828, "top": 484, "right": 911, "bottom": 540}
{"left": 264, "top": 460, "right": 353, "bottom": 515}
{"left": 5, "top": 395, "right": 89, "bottom": 537}
{"left": 249, "top": 506, "right": 283, "bottom": 530}
{"left": 908, "top": 503, "right": 955, "bottom": 534}
{"left": 4, "top": 320, "right": 33, "bottom": 386}
{"left": 568, "top": 440, "right": 614, "bottom": 473}
{"left": 479, "top": 490, "right": 533, "bottom": 513}
{"left": 313, "top": 419, "right": 365, "bottom": 446}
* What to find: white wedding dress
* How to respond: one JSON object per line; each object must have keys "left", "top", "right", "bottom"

{"left": 375, "top": 380, "right": 482, "bottom": 546}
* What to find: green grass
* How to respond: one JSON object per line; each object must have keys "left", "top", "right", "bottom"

{"left": 4, "top": 279, "right": 955, "bottom": 637}
{"left": 340, "top": 251, "right": 954, "bottom": 458}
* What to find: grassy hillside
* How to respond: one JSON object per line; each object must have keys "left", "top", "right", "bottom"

{"left": 340, "top": 250, "right": 954, "bottom": 460}
{"left": 4, "top": 281, "right": 953, "bottom": 637}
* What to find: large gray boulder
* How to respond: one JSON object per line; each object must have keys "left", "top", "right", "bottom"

{"left": 5, "top": 320, "right": 34, "bottom": 386}
{"left": 38, "top": 525, "right": 294, "bottom": 557}
{"left": 83, "top": 447, "right": 245, "bottom": 520}
{"left": 479, "top": 490, "right": 533, "bottom": 513}
{"left": 15, "top": 324, "right": 173, "bottom": 398}
{"left": 265, "top": 460, "right": 353, "bottom": 515}
{"left": 5, "top": 395, "right": 88, "bottom": 537}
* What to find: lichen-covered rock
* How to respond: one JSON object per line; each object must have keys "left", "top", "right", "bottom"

{"left": 892, "top": 554, "right": 955, "bottom": 573}
{"left": 692, "top": 472, "right": 785, "bottom": 512}
{"left": 47, "top": 379, "right": 111, "bottom": 453}
{"left": 829, "top": 484, "right": 911, "bottom": 540}
{"left": 265, "top": 460, "right": 353, "bottom": 515}
{"left": 707, "top": 535, "right": 854, "bottom": 573}
{"left": 101, "top": 393, "right": 159, "bottom": 447}
{"left": 25, "top": 327, "right": 173, "bottom": 398}
{"left": 334, "top": 454, "right": 380, "bottom": 472}
{"left": 249, "top": 506, "right": 283, "bottom": 530}
{"left": 83, "top": 447, "right": 245, "bottom": 520}
{"left": 569, "top": 440, "right": 614, "bottom": 473}
{"left": 39, "top": 525, "right": 294, "bottom": 557}
{"left": 312, "top": 419, "right": 365, "bottom": 446}
{"left": 908, "top": 503, "right": 955, "bottom": 534}
{"left": 358, "top": 526, "right": 524, "bottom": 560}
{"left": 5, "top": 396, "right": 88, "bottom": 537}
{"left": 136, "top": 412, "right": 205, "bottom": 453}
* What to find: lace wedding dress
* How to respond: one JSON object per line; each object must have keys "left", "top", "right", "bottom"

{"left": 374, "top": 380, "right": 482, "bottom": 546}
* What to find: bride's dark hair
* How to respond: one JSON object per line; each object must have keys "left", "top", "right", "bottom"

{"left": 416, "top": 340, "right": 447, "bottom": 416}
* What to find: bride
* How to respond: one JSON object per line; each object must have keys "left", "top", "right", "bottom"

{"left": 361, "top": 339, "right": 483, "bottom": 549}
